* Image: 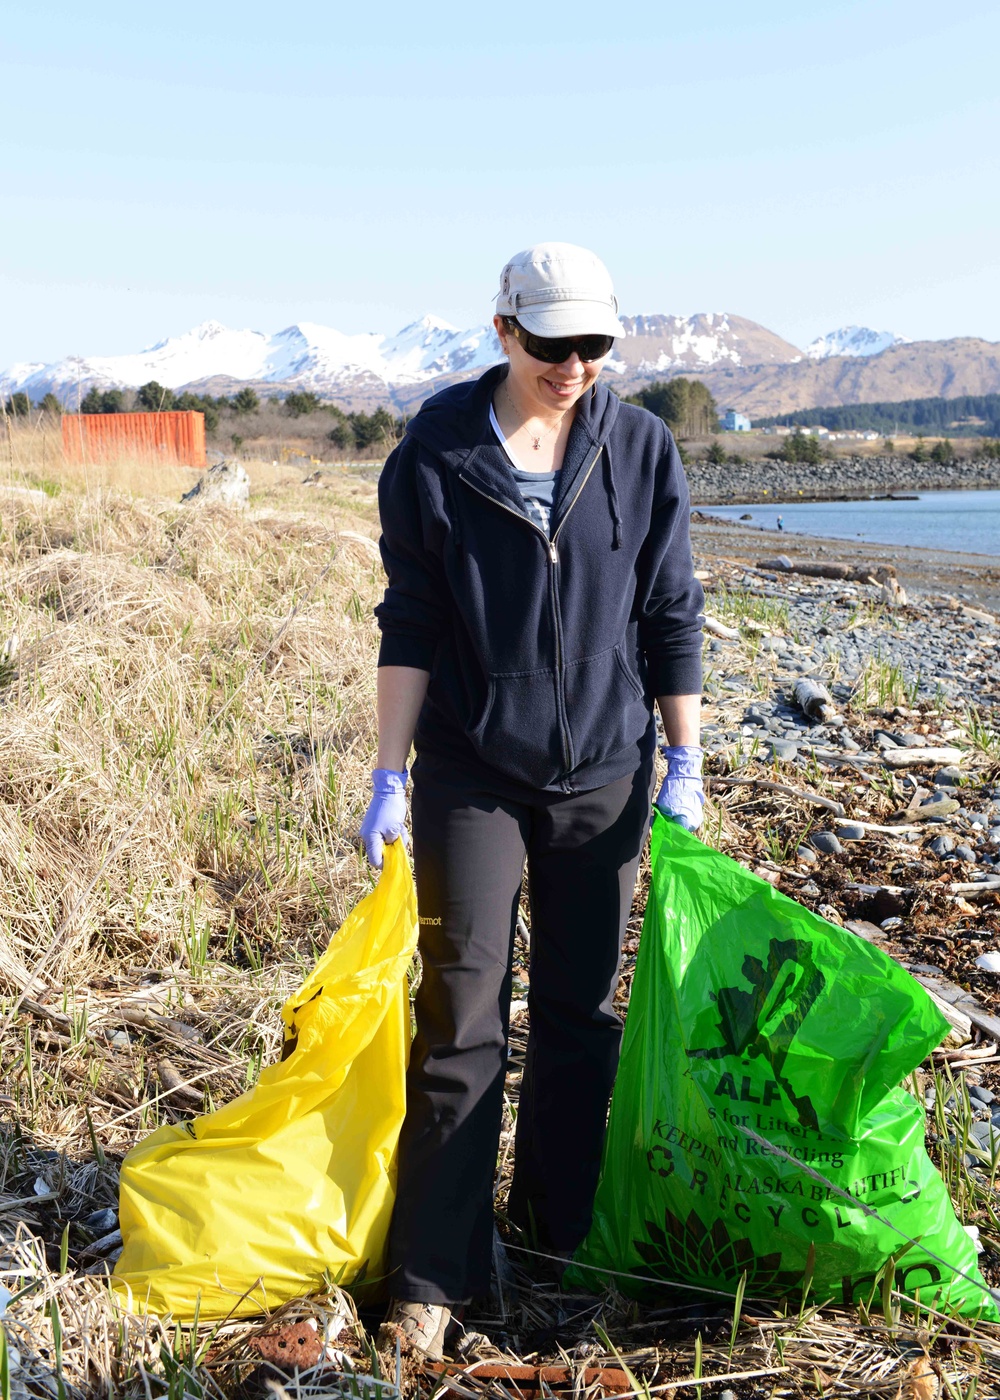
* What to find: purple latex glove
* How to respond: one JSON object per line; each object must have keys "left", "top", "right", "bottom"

{"left": 359, "top": 768, "right": 409, "bottom": 868}
{"left": 654, "top": 745, "right": 705, "bottom": 832}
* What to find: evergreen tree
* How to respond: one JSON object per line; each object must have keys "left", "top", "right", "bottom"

{"left": 37, "top": 393, "right": 62, "bottom": 417}
{"left": 284, "top": 391, "right": 322, "bottom": 417}
{"left": 705, "top": 439, "right": 727, "bottom": 465}
{"left": 231, "top": 387, "right": 260, "bottom": 415}
{"left": 929, "top": 437, "right": 955, "bottom": 465}
{"left": 79, "top": 387, "right": 125, "bottom": 414}
{"left": 780, "top": 430, "right": 823, "bottom": 464}
{"left": 3, "top": 392, "right": 31, "bottom": 418}
{"left": 136, "top": 381, "right": 176, "bottom": 411}
{"left": 328, "top": 420, "right": 356, "bottom": 451}
{"left": 349, "top": 407, "right": 397, "bottom": 449}
{"left": 626, "top": 378, "right": 718, "bottom": 437}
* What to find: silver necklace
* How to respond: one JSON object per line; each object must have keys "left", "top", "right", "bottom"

{"left": 505, "top": 383, "right": 561, "bottom": 452}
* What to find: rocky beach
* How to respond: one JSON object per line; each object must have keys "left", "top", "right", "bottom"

{"left": 687, "top": 452, "right": 1000, "bottom": 505}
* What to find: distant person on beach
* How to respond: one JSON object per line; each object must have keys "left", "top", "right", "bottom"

{"left": 777, "top": 515, "right": 784, "bottom": 531}
{"left": 361, "top": 242, "right": 705, "bottom": 1357}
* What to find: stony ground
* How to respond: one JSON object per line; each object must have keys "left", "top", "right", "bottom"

{"left": 686, "top": 453, "right": 1000, "bottom": 506}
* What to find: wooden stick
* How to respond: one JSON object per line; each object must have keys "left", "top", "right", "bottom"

{"left": 832, "top": 818, "right": 922, "bottom": 834}
{"left": 713, "top": 776, "right": 845, "bottom": 816}
{"left": 949, "top": 878, "right": 1000, "bottom": 895}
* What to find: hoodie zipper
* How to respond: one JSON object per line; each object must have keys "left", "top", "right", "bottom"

{"left": 459, "top": 444, "right": 603, "bottom": 785}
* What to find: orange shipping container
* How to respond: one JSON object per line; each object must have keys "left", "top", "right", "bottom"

{"left": 62, "top": 411, "right": 206, "bottom": 468}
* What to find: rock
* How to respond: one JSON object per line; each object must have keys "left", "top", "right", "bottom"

{"left": 180, "top": 460, "right": 250, "bottom": 507}
{"left": 954, "top": 844, "right": 977, "bottom": 863}
{"left": 767, "top": 738, "right": 799, "bottom": 761}
{"left": 810, "top": 831, "right": 843, "bottom": 856}
{"left": 845, "top": 919, "right": 885, "bottom": 941}
{"left": 970, "top": 1122, "right": 1000, "bottom": 1155}
{"left": 914, "top": 796, "right": 961, "bottom": 820}
{"left": 1, "top": 483, "right": 50, "bottom": 507}
{"left": 898, "top": 733, "right": 927, "bottom": 748}
{"left": 969, "top": 1085, "right": 996, "bottom": 1107}
{"left": 796, "top": 845, "right": 818, "bottom": 865}
{"left": 936, "top": 766, "right": 964, "bottom": 786}
{"left": 82, "top": 1207, "right": 118, "bottom": 1233}
{"left": 880, "top": 915, "right": 904, "bottom": 931}
{"left": 975, "top": 952, "right": 1000, "bottom": 973}
{"left": 928, "top": 834, "right": 956, "bottom": 857}
{"left": 837, "top": 823, "right": 866, "bottom": 842}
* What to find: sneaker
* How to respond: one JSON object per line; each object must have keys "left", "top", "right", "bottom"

{"left": 377, "top": 1300, "right": 451, "bottom": 1362}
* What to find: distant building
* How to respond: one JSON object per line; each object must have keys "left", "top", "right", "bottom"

{"left": 722, "top": 409, "right": 751, "bottom": 432}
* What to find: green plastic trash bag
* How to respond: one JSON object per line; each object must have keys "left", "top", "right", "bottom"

{"left": 573, "top": 815, "right": 997, "bottom": 1321}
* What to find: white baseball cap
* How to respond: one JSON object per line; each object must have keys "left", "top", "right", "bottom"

{"left": 496, "top": 242, "right": 624, "bottom": 339}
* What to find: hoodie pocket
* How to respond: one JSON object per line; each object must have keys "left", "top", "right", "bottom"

{"left": 468, "top": 666, "right": 564, "bottom": 788}
{"left": 469, "top": 644, "right": 650, "bottom": 788}
{"left": 563, "top": 643, "right": 650, "bottom": 771}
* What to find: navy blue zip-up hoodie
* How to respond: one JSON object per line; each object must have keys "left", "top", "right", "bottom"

{"left": 375, "top": 363, "right": 704, "bottom": 794}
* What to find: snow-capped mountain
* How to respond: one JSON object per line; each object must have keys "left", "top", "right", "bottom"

{"left": 0, "top": 317, "right": 503, "bottom": 406}
{"left": 610, "top": 313, "right": 803, "bottom": 375}
{"left": 805, "top": 325, "right": 909, "bottom": 360}
{"left": 5, "top": 314, "right": 971, "bottom": 420}
{"left": 0, "top": 312, "right": 809, "bottom": 407}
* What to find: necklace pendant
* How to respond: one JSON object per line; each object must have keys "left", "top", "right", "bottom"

{"left": 532, "top": 437, "right": 540, "bottom": 450}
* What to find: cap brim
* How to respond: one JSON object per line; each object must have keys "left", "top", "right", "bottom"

{"left": 514, "top": 303, "right": 624, "bottom": 339}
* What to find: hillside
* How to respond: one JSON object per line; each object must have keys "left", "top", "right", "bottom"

{"left": 695, "top": 337, "right": 1000, "bottom": 417}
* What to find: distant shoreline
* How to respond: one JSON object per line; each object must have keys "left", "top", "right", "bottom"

{"left": 686, "top": 454, "right": 1000, "bottom": 507}
{"left": 689, "top": 516, "right": 1000, "bottom": 615}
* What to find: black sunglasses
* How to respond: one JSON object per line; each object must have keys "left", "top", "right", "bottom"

{"left": 508, "top": 319, "right": 614, "bottom": 365}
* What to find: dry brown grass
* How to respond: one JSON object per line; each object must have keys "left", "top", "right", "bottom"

{"left": 2, "top": 436, "right": 1000, "bottom": 1397}
{"left": 0, "top": 440, "right": 393, "bottom": 1392}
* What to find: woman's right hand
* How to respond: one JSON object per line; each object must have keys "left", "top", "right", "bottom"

{"left": 359, "top": 768, "right": 409, "bottom": 868}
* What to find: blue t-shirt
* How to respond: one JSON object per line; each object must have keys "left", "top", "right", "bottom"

{"left": 489, "top": 404, "right": 560, "bottom": 537}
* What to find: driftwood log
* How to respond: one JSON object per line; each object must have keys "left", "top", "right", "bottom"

{"left": 757, "top": 557, "right": 897, "bottom": 584}
{"left": 881, "top": 746, "right": 965, "bottom": 769}
{"left": 793, "top": 678, "right": 837, "bottom": 722}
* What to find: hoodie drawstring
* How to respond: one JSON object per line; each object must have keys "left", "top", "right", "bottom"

{"left": 603, "top": 442, "right": 623, "bottom": 550}
{"left": 441, "top": 468, "right": 463, "bottom": 554}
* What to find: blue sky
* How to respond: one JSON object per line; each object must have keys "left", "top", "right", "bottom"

{"left": 2, "top": 0, "right": 997, "bottom": 366}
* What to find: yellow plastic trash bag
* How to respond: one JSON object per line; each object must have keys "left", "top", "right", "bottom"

{"left": 113, "top": 843, "right": 418, "bottom": 1319}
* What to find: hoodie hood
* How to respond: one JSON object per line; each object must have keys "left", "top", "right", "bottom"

{"left": 405, "top": 362, "right": 621, "bottom": 469}
{"left": 404, "top": 364, "right": 624, "bottom": 544}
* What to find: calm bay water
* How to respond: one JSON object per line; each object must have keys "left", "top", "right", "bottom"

{"left": 706, "top": 488, "right": 1000, "bottom": 558}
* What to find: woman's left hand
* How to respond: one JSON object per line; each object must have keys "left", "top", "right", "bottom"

{"left": 654, "top": 745, "right": 704, "bottom": 831}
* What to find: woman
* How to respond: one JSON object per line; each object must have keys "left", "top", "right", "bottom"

{"left": 362, "top": 243, "right": 704, "bottom": 1358}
